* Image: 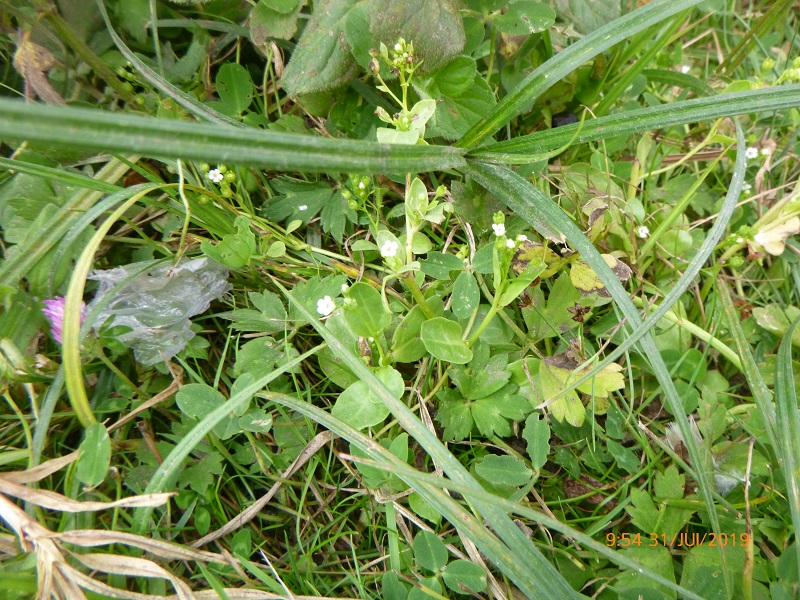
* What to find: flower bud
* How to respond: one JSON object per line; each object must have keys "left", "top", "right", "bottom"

{"left": 761, "top": 57, "right": 775, "bottom": 73}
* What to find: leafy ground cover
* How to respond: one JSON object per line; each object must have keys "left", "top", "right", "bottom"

{"left": 1, "top": 0, "right": 800, "bottom": 598}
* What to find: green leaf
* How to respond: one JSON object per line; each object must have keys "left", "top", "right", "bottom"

{"left": 429, "top": 75, "right": 497, "bottom": 141}
{"left": 606, "top": 439, "right": 640, "bottom": 474}
{"left": 238, "top": 409, "right": 273, "bottom": 433}
{"left": 289, "top": 274, "right": 346, "bottom": 323}
{"left": 262, "top": 0, "right": 299, "bottom": 14}
{"left": 442, "top": 560, "right": 488, "bottom": 594}
{"left": 421, "top": 318, "right": 472, "bottom": 364}
{"left": 331, "top": 366, "right": 403, "bottom": 429}
{"left": 393, "top": 304, "right": 431, "bottom": 363}
{"left": 281, "top": 0, "right": 360, "bottom": 96}
{"left": 540, "top": 360, "right": 584, "bottom": 427}
{"left": 345, "top": 282, "right": 392, "bottom": 338}
{"left": 420, "top": 252, "right": 465, "bottom": 279}
{"left": 753, "top": 304, "right": 800, "bottom": 347}
{"left": 176, "top": 383, "right": 245, "bottom": 441}
{"left": 263, "top": 179, "right": 335, "bottom": 225}
{"left": 200, "top": 216, "right": 256, "bottom": 268}
{"left": 493, "top": 2, "right": 555, "bottom": 35}
{"left": 178, "top": 452, "right": 223, "bottom": 494}
{"left": 436, "top": 391, "right": 474, "bottom": 441}
{"left": 76, "top": 423, "right": 111, "bottom": 487}
{"left": 0, "top": 99, "right": 466, "bottom": 174}
{"left": 233, "top": 337, "right": 282, "bottom": 378}
{"left": 382, "top": 572, "right": 410, "bottom": 600}
{"left": 472, "top": 392, "right": 529, "bottom": 437}
{"left": 522, "top": 413, "right": 550, "bottom": 470}
{"left": 377, "top": 128, "right": 419, "bottom": 145}
{"left": 251, "top": 0, "right": 303, "bottom": 45}
{"left": 499, "top": 259, "right": 546, "bottom": 306}
{"left": 215, "top": 63, "right": 255, "bottom": 114}
{"left": 413, "top": 530, "right": 448, "bottom": 573}
{"left": 451, "top": 271, "right": 480, "bottom": 319}
{"left": 475, "top": 455, "right": 531, "bottom": 487}
{"left": 429, "top": 56, "right": 478, "bottom": 97}
{"left": 219, "top": 290, "right": 287, "bottom": 333}
{"left": 626, "top": 487, "right": 660, "bottom": 533}
{"left": 615, "top": 545, "right": 677, "bottom": 600}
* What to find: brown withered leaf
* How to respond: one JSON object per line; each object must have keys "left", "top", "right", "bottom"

{"left": 13, "top": 30, "right": 65, "bottom": 105}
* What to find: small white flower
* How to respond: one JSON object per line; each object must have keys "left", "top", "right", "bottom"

{"left": 298, "top": 205, "right": 308, "bottom": 211}
{"left": 380, "top": 240, "right": 399, "bottom": 258}
{"left": 505, "top": 239, "right": 516, "bottom": 249}
{"left": 341, "top": 283, "right": 349, "bottom": 293}
{"left": 680, "top": 65, "right": 691, "bottom": 74}
{"left": 516, "top": 234, "right": 528, "bottom": 242}
{"left": 492, "top": 223, "right": 506, "bottom": 237}
{"left": 753, "top": 232, "right": 767, "bottom": 245}
{"left": 736, "top": 237, "right": 744, "bottom": 243}
{"left": 636, "top": 225, "right": 650, "bottom": 239}
{"left": 207, "top": 169, "right": 224, "bottom": 183}
{"left": 742, "top": 182, "right": 752, "bottom": 192}
{"left": 358, "top": 181, "right": 366, "bottom": 190}
{"left": 316, "top": 296, "right": 336, "bottom": 317}
{"left": 745, "top": 147, "right": 759, "bottom": 160}
{"left": 760, "top": 147, "right": 772, "bottom": 157}
{"left": 394, "top": 43, "right": 402, "bottom": 52}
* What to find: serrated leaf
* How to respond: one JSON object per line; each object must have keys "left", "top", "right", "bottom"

{"left": 200, "top": 216, "right": 256, "bottom": 268}
{"left": 219, "top": 290, "right": 287, "bottom": 334}
{"left": 77, "top": 423, "right": 111, "bottom": 487}
{"left": 413, "top": 530, "right": 448, "bottom": 573}
{"left": 570, "top": 254, "right": 631, "bottom": 297}
{"left": 522, "top": 413, "right": 550, "bottom": 470}
{"left": 540, "top": 361, "right": 584, "bottom": 427}
{"left": 233, "top": 337, "right": 282, "bottom": 378}
{"left": 442, "top": 560, "right": 488, "bottom": 594}
{"left": 263, "top": 180, "right": 335, "bottom": 225}
{"left": 421, "top": 317, "right": 472, "bottom": 364}
{"left": 178, "top": 452, "right": 223, "bottom": 494}
{"left": 475, "top": 455, "right": 531, "bottom": 486}
{"left": 626, "top": 487, "right": 660, "bottom": 533}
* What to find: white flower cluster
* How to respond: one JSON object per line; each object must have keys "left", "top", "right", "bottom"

{"left": 207, "top": 168, "right": 224, "bottom": 183}
{"left": 380, "top": 240, "right": 399, "bottom": 258}
{"left": 316, "top": 296, "right": 335, "bottom": 317}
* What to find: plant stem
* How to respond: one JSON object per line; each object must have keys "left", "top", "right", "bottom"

{"left": 402, "top": 273, "right": 435, "bottom": 319}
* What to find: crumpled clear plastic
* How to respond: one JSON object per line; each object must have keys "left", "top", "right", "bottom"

{"left": 88, "top": 257, "right": 231, "bottom": 365}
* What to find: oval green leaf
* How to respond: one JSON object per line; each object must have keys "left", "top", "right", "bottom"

{"left": 421, "top": 317, "right": 472, "bottom": 364}
{"left": 76, "top": 423, "right": 111, "bottom": 487}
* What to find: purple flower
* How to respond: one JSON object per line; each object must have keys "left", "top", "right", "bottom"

{"left": 41, "top": 296, "right": 86, "bottom": 344}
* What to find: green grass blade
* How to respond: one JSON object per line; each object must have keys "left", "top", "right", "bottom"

{"left": 592, "top": 13, "right": 687, "bottom": 118}
{"left": 471, "top": 84, "right": 800, "bottom": 163}
{"left": 455, "top": 0, "right": 706, "bottom": 148}
{"left": 533, "top": 121, "right": 745, "bottom": 403}
{"left": 641, "top": 68, "right": 715, "bottom": 96}
{"left": 96, "top": 0, "right": 243, "bottom": 128}
{"left": 464, "top": 159, "right": 732, "bottom": 594}
{"left": 62, "top": 184, "right": 161, "bottom": 428}
{"left": 774, "top": 316, "right": 800, "bottom": 581}
{"left": 266, "top": 390, "right": 707, "bottom": 600}
{"left": 130, "top": 343, "right": 326, "bottom": 534}
{"left": 716, "top": 281, "right": 778, "bottom": 451}
{"left": 0, "top": 99, "right": 466, "bottom": 174}
{"left": 275, "top": 280, "right": 581, "bottom": 598}
{"left": 717, "top": 0, "right": 795, "bottom": 75}
{"left": 0, "top": 157, "right": 122, "bottom": 194}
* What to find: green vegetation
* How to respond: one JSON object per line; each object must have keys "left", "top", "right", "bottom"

{"left": 1, "top": 0, "right": 800, "bottom": 598}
